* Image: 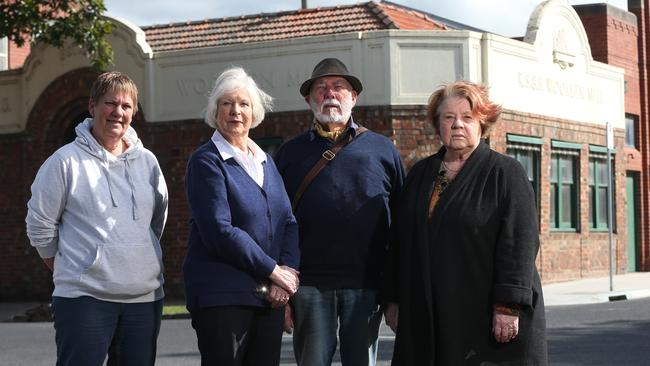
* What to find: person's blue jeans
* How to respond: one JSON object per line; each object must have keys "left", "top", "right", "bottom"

{"left": 292, "top": 286, "right": 382, "bottom": 366}
{"left": 51, "top": 296, "right": 163, "bottom": 366}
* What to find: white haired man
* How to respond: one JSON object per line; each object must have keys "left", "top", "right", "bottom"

{"left": 275, "top": 58, "right": 405, "bottom": 366}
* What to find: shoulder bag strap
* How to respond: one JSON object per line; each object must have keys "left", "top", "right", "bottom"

{"left": 291, "top": 127, "right": 368, "bottom": 212}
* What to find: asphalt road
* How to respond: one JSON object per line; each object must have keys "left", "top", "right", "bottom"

{"left": 1, "top": 297, "right": 649, "bottom": 365}
{"left": 545, "top": 297, "right": 650, "bottom": 365}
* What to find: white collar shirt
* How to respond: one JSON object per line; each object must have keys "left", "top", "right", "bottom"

{"left": 211, "top": 130, "right": 266, "bottom": 187}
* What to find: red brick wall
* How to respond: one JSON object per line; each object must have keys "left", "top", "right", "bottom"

{"left": 576, "top": 3, "right": 648, "bottom": 272}
{"left": 8, "top": 42, "right": 30, "bottom": 69}
{"left": 628, "top": 0, "right": 650, "bottom": 271}
{"left": 493, "top": 110, "right": 628, "bottom": 283}
{"left": 576, "top": 4, "right": 640, "bottom": 115}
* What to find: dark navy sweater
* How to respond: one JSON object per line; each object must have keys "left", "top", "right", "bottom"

{"left": 183, "top": 141, "right": 299, "bottom": 310}
{"left": 274, "top": 126, "right": 404, "bottom": 290}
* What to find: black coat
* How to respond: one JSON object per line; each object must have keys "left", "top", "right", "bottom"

{"left": 385, "top": 141, "right": 547, "bottom": 365}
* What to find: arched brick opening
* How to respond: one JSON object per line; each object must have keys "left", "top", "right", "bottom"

{"left": 24, "top": 67, "right": 148, "bottom": 178}
{"left": 25, "top": 68, "right": 99, "bottom": 162}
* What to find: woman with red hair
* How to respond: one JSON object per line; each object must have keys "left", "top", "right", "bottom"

{"left": 384, "top": 81, "right": 547, "bottom": 365}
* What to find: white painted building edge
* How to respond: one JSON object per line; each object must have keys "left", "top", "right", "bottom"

{"left": 0, "top": 0, "right": 625, "bottom": 133}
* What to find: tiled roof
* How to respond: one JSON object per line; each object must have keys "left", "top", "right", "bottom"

{"left": 377, "top": 2, "right": 444, "bottom": 30}
{"left": 142, "top": 1, "right": 449, "bottom": 53}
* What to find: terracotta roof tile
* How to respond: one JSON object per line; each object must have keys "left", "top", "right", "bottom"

{"left": 375, "top": 2, "right": 447, "bottom": 30}
{"left": 142, "top": 1, "right": 449, "bottom": 52}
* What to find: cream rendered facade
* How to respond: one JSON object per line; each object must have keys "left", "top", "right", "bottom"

{"left": 0, "top": 0, "right": 623, "bottom": 132}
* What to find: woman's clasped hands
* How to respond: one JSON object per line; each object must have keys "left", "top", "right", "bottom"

{"left": 267, "top": 265, "right": 300, "bottom": 307}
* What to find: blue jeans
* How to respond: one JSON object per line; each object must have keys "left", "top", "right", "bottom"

{"left": 51, "top": 296, "right": 163, "bottom": 366}
{"left": 292, "top": 286, "right": 382, "bottom": 366}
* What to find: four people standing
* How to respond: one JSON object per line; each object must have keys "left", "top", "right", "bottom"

{"left": 26, "top": 71, "right": 169, "bottom": 366}
{"left": 274, "top": 58, "right": 405, "bottom": 366}
{"left": 26, "top": 65, "right": 546, "bottom": 365}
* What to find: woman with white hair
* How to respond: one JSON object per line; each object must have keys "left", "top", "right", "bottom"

{"left": 183, "top": 67, "right": 300, "bottom": 366}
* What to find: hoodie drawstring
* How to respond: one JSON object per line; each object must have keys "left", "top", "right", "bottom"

{"left": 103, "top": 150, "right": 139, "bottom": 220}
{"left": 77, "top": 119, "right": 140, "bottom": 221}
{"left": 124, "top": 156, "right": 139, "bottom": 220}
{"left": 103, "top": 150, "right": 118, "bottom": 208}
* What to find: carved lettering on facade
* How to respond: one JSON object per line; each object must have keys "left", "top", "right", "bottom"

{"left": 517, "top": 72, "right": 603, "bottom": 104}
{"left": 587, "top": 88, "right": 603, "bottom": 104}
{"left": 176, "top": 70, "right": 309, "bottom": 98}
{"left": 250, "top": 72, "right": 275, "bottom": 90}
{"left": 176, "top": 78, "right": 211, "bottom": 97}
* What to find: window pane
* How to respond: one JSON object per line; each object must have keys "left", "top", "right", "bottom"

{"left": 518, "top": 153, "right": 528, "bottom": 172}
{"left": 598, "top": 160, "right": 609, "bottom": 186}
{"left": 598, "top": 187, "right": 608, "bottom": 225}
{"left": 561, "top": 157, "right": 574, "bottom": 182}
{"left": 561, "top": 185, "right": 573, "bottom": 224}
{"left": 625, "top": 114, "right": 636, "bottom": 148}
{"left": 589, "top": 186, "right": 594, "bottom": 225}
{"left": 524, "top": 153, "right": 535, "bottom": 181}
{"left": 589, "top": 160, "right": 595, "bottom": 185}
{"left": 551, "top": 156, "right": 558, "bottom": 182}
{"left": 550, "top": 184, "right": 557, "bottom": 226}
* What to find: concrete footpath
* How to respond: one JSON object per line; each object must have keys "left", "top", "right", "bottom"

{"left": 1, "top": 272, "right": 649, "bottom": 322}
{"left": 542, "top": 271, "right": 650, "bottom": 306}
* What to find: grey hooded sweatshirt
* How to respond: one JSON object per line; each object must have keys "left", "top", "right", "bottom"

{"left": 26, "top": 118, "right": 168, "bottom": 303}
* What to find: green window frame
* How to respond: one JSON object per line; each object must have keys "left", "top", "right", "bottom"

{"left": 588, "top": 146, "right": 615, "bottom": 231}
{"left": 506, "top": 135, "right": 542, "bottom": 211}
{"left": 550, "top": 141, "right": 581, "bottom": 231}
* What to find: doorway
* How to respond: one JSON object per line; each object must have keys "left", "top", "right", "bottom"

{"left": 626, "top": 172, "right": 639, "bottom": 272}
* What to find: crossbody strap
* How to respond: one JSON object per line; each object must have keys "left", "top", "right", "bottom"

{"left": 291, "top": 127, "right": 368, "bottom": 212}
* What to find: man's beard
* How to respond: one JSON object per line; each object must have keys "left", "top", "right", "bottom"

{"left": 310, "top": 97, "right": 353, "bottom": 124}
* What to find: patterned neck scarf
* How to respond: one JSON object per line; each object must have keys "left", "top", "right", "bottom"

{"left": 313, "top": 121, "right": 348, "bottom": 142}
{"left": 428, "top": 168, "right": 451, "bottom": 219}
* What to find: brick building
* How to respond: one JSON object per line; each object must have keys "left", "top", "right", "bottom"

{"left": 0, "top": 0, "right": 646, "bottom": 300}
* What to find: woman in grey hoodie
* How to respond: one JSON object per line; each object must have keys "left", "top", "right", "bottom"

{"left": 26, "top": 71, "right": 168, "bottom": 366}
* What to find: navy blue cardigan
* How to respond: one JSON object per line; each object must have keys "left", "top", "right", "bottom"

{"left": 183, "top": 141, "right": 299, "bottom": 310}
{"left": 274, "top": 126, "right": 404, "bottom": 290}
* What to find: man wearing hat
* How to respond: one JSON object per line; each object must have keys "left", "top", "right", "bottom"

{"left": 274, "top": 58, "right": 404, "bottom": 366}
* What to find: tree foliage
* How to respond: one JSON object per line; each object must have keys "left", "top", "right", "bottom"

{"left": 0, "top": 0, "right": 113, "bottom": 70}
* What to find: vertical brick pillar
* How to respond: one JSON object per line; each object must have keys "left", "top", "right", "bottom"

{"left": 629, "top": 0, "right": 650, "bottom": 270}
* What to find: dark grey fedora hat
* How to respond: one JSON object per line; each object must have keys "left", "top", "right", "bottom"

{"left": 300, "top": 58, "right": 363, "bottom": 96}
